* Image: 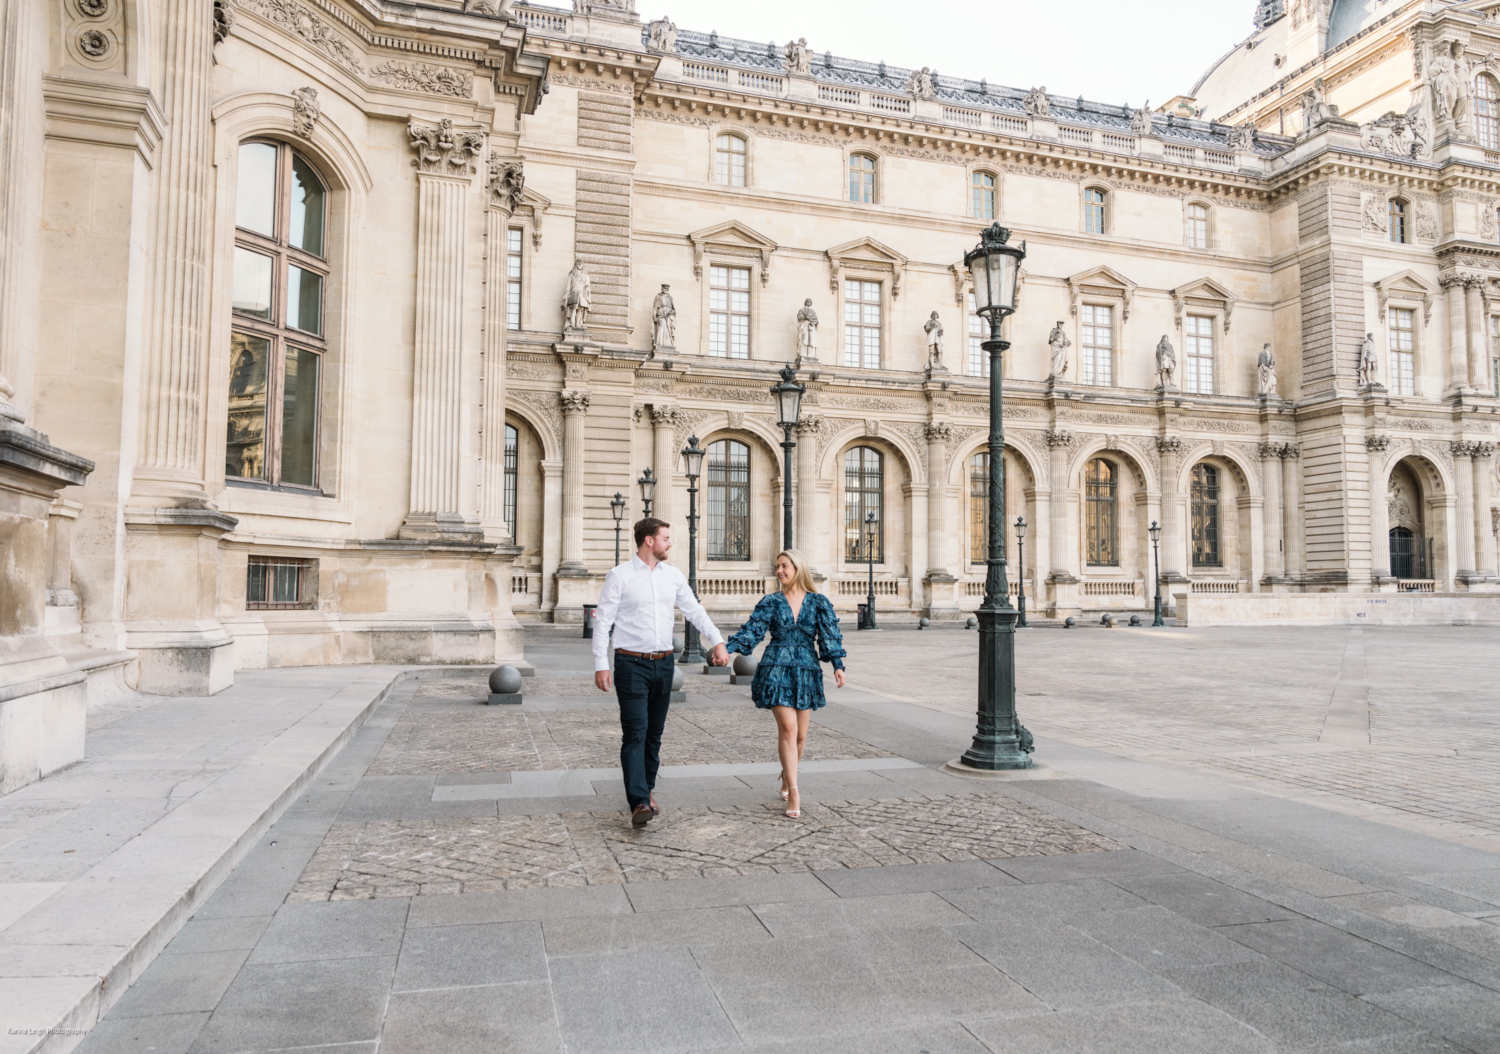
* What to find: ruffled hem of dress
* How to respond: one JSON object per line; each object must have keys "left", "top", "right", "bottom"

{"left": 752, "top": 666, "right": 827, "bottom": 711}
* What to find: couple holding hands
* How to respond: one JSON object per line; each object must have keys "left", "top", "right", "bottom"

{"left": 592, "top": 517, "right": 847, "bottom": 825}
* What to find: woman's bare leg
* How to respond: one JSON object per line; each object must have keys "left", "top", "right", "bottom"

{"left": 775, "top": 706, "right": 800, "bottom": 813}
{"left": 796, "top": 709, "right": 811, "bottom": 763}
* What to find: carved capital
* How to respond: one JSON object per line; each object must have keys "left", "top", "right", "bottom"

{"left": 1156, "top": 436, "right": 1184, "bottom": 455}
{"left": 795, "top": 413, "right": 824, "bottom": 437}
{"left": 486, "top": 155, "right": 525, "bottom": 213}
{"left": 1475, "top": 441, "right": 1497, "bottom": 459}
{"left": 649, "top": 404, "right": 678, "bottom": 426}
{"left": 1259, "top": 441, "right": 1284, "bottom": 459}
{"left": 1044, "top": 429, "right": 1075, "bottom": 449}
{"left": 1453, "top": 439, "right": 1494, "bottom": 458}
{"left": 1281, "top": 443, "right": 1301, "bottom": 459}
{"left": 408, "top": 118, "right": 486, "bottom": 177}
{"left": 1365, "top": 435, "right": 1391, "bottom": 452}
{"left": 213, "top": 0, "right": 234, "bottom": 44}
{"left": 559, "top": 389, "right": 591, "bottom": 414}
{"left": 924, "top": 422, "right": 953, "bottom": 443}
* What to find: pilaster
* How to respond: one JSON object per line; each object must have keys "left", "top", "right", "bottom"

{"left": 923, "top": 420, "right": 958, "bottom": 619}
{"left": 480, "top": 154, "right": 524, "bottom": 545}
{"left": 1261, "top": 442, "right": 1287, "bottom": 584}
{"left": 1157, "top": 436, "right": 1187, "bottom": 582}
{"left": 794, "top": 413, "right": 821, "bottom": 573}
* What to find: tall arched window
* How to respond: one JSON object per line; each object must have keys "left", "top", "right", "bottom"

{"left": 1389, "top": 199, "right": 1408, "bottom": 244}
{"left": 971, "top": 171, "right": 996, "bottom": 219}
{"left": 849, "top": 154, "right": 877, "bottom": 203}
{"left": 715, "top": 133, "right": 747, "bottom": 187}
{"left": 1085, "top": 458, "right": 1117, "bottom": 566}
{"left": 1191, "top": 463, "right": 1221, "bottom": 567}
{"left": 844, "top": 446, "right": 883, "bottom": 562}
{"left": 706, "top": 439, "right": 750, "bottom": 560}
{"left": 1186, "top": 203, "right": 1209, "bottom": 249}
{"left": 1476, "top": 74, "right": 1500, "bottom": 150}
{"left": 969, "top": 452, "right": 989, "bottom": 564}
{"left": 1084, "top": 187, "right": 1107, "bottom": 234}
{"left": 504, "top": 424, "right": 518, "bottom": 536}
{"left": 228, "top": 140, "right": 327, "bottom": 489}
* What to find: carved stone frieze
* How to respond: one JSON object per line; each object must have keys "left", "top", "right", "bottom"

{"left": 1181, "top": 417, "right": 1254, "bottom": 434}
{"left": 238, "top": 0, "right": 364, "bottom": 73}
{"left": 679, "top": 385, "right": 770, "bottom": 404}
{"left": 408, "top": 118, "right": 486, "bottom": 176}
{"left": 509, "top": 388, "right": 563, "bottom": 445}
{"left": 372, "top": 61, "right": 474, "bottom": 98}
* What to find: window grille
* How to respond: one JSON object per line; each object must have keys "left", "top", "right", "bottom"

{"left": 971, "top": 171, "right": 996, "bottom": 220}
{"left": 1389, "top": 528, "right": 1432, "bottom": 579}
{"left": 1185, "top": 315, "right": 1215, "bottom": 394}
{"left": 844, "top": 446, "right": 883, "bottom": 562}
{"left": 1389, "top": 199, "right": 1407, "bottom": 244}
{"left": 706, "top": 439, "right": 750, "bottom": 560}
{"left": 1389, "top": 307, "right": 1415, "bottom": 395}
{"left": 506, "top": 228, "right": 523, "bottom": 330}
{"left": 1084, "top": 187, "right": 1106, "bottom": 234}
{"left": 967, "top": 293, "right": 986, "bottom": 377}
{"left": 1187, "top": 203, "right": 1209, "bottom": 249}
{"left": 246, "top": 556, "right": 316, "bottom": 609}
{"left": 870, "top": 95, "right": 910, "bottom": 114}
{"left": 504, "top": 424, "right": 518, "bottom": 536}
{"left": 709, "top": 265, "right": 751, "bottom": 358}
{"left": 992, "top": 114, "right": 1027, "bottom": 134}
{"left": 843, "top": 279, "right": 881, "bottom": 369}
{"left": 683, "top": 62, "right": 728, "bottom": 83}
{"left": 1191, "top": 463, "right": 1221, "bottom": 567}
{"left": 1080, "top": 304, "right": 1113, "bottom": 386}
{"left": 1085, "top": 459, "right": 1118, "bottom": 566}
{"left": 848, "top": 153, "right": 876, "bottom": 203}
{"left": 1477, "top": 75, "right": 1500, "bottom": 151}
{"left": 819, "top": 84, "right": 861, "bottom": 105}
{"left": 969, "top": 452, "right": 989, "bottom": 564}
{"left": 715, "top": 134, "right": 747, "bottom": 187}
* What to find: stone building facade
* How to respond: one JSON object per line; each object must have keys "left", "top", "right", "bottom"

{"left": 3, "top": 0, "right": 1500, "bottom": 785}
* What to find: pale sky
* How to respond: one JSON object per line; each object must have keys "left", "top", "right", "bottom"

{"left": 642, "top": 0, "right": 1256, "bottom": 108}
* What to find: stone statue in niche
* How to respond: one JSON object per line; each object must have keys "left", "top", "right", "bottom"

{"left": 562, "top": 259, "right": 591, "bottom": 332}
{"left": 1428, "top": 39, "right": 1470, "bottom": 131}
{"left": 1156, "top": 334, "right": 1178, "bottom": 389}
{"left": 904, "top": 67, "right": 936, "bottom": 100}
{"left": 924, "top": 311, "right": 945, "bottom": 369}
{"left": 1047, "top": 321, "right": 1071, "bottom": 382}
{"left": 1257, "top": 343, "right": 1277, "bottom": 397}
{"left": 1130, "top": 102, "right": 1153, "bottom": 137}
{"left": 1023, "top": 86, "right": 1050, "bottom": 117}
{"left": 784, "top": 38, "right": 812, "bottom": 74}
{"left": 651, "top": 284, "right": 676, "bottom": 354}
{"left": 1359, "top": 333, "right": 1380, "bottom": 387}
{"left": 646, "top": 16, "right": 676, "bottom": 53}
{"left": 796, "top": 299, "right": 819, "bottom": 364}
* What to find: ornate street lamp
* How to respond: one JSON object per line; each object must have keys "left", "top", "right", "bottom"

{"left": 681, "top": 436, "right": 706, "bottom": 664}
{"left": 1149, "top": 520, "right": 1164, "bottom": 627}
{"left": 957, "top": 223, "right": 1033, "bottom": 771}
{"left": 771, "top": 363, "right": 805, "bottom": 550}
{"left": 862, "top": 509, "right": 879, "bottom": 630}
{"left": 1014, "top": 516, "right": 1028, "bottom": 629}
{"left": 638, "top": 467, "right": 656, "bottom": 518}
{"left": 610, "top": 492, "right": 627, "bottom": 565}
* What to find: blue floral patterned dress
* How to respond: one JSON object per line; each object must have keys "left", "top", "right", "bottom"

{"left": 723, "top": 591, "right": 846, "bottom": 711}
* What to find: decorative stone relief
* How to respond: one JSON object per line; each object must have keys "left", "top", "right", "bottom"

{"left": 409, "top": 119, "right": 486, "bottom": 176}
{"left": 889, "top": 424, "right": 929, "bottom": 478}
{"left": 559, "top": 389, "right": 591, "bottom": 414}
{"left": 648, "top": 404, "right": 678, "bottom": 426}
{"left": 213, "top": 0, "right": 234, "bottom": 44}
{"left": 239, "top": 0, "right": 365, "bottom": 74}
{"left": 78, "top": 30, "right": 109, "bottom": 57}
{"left": 372, "top": 62, "right": 474, "bottom": 98}
{"left": 1359, "top": 106, "right": 1428, "bottom": 159}
{"left": 924, "top": 422, "right": 952, "bottom": 443}
{"left": 1416, "top": 202, "right": 1438, "bottom": 241}
{"left": 291, "top": 87, "right": 320, "bottom": 138}
{"left": 1180, "top": 418, "right": 1254, "bottom": 434}
{"left": 795, "top": 414, "right": 824, "bottom": 438}
{"left": 509, "top": 388, "right": 563, "bottom": 445}
{"left": 824, "top": 395, "right": 910, "bottom": 412}
{"left": 1129, "top": 102, "right": 1153, "bottom": 138}
{"left": 784, "top": 38, "right": 812, "bottom": 74}
{"left": 903, "top": 67, "right": 936, "bottom": 100}
{"left": 672, "top": 409, "right": 715, "bottom": 449}
{"left": 646, "top": 17, "right": 677, "bottom": 53}
{"left": 1022, "top": 87, "right": 1049, "bottom": 117}
{"left": 725, "top": 411, "right": 745, "bottom": 431}
{"left": 680, "top": 385, "right": 770, "bottom": 404}
{"left": 486, "top": 155, "right": 525, "bottom": 212}
{"left": 1484, "top": 206, "right": 1499, "bottom": 242}
{"left": 1366, "top": 435, "right": 1391, "bottom": 452}
{"left": 1045, "top": 430, "right": 1075, "bottom": 449}
{"left": 864, "top": 419, "right": 881, "bottom": 437}
{"left": 1427, "top": 39, "right": 1471, "bottom": 134}
{"left": 78, "top": 0, "right": 109, "bottom": 15}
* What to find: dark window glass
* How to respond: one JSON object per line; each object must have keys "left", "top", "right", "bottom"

{"left": 969, "top": 452, "right": 988, "bottom": 564}
{"left": 844, "top": 446, "right": 883, "bottom": 562}
{"left": 1085, "top": 458, "right": 1117, "bottom": 566}
{"left": 707, "top": 439, "right": 750, "bottom": 560}
{"left": 1191, "top": 463, "right": 1221, "bottom": 567}
{"left": 504, "top": 424, "right": 519, "bottom": 536}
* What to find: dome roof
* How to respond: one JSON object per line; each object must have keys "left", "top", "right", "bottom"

{"left": 1326, "top": 0, "right": 1381, "bottom": 51}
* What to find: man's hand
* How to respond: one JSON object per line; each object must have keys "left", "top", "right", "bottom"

{"left": 595, "top": 670, "right": 612, "bottom": 692}
{"left": 709, "top": 643, "right": 729, "bottom": 667}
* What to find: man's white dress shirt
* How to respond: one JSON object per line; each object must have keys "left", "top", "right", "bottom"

{"left": 592, "top": 555, "right": 724, "bottom": 672}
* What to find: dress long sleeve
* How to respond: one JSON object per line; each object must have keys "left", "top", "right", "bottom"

{"left": 724, "top": 595, "right": 775, "bottom": 656}
{"left": 815, "top": 595, "right": 847, "bottom": 670}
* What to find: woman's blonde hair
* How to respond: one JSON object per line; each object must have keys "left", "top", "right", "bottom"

{"left": 774, "top": 549, "right": 818, "bottom": 594}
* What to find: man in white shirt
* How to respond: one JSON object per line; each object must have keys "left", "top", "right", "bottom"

{"left": 593, "top": 517, "right": 728, "bottom": 826}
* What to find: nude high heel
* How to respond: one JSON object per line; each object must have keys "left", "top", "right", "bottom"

{"left": 785, "top": 787, "right": 801, "bottom": 819}
{"left": 779, "top": 769, "right": 790, "bottom": 801}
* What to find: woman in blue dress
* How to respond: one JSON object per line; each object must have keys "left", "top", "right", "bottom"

{"left": 723, "top": 548, "right": 846, "bottom": 818}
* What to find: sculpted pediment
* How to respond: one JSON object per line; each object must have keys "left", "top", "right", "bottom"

{"left": 1375, "top": 270, "right": 1437, "bottom": 324}
{"left": 1067, "top": 265, "right": 1136, "bottom": 320}
{"left": 826, "top": 236, "right": 909, "bottom": 297}
{"left": 689, "top": 220, "right": 778, "bottom": 282}
{"left": 1171, "top": 277, "right": 1237, "bottom": 331}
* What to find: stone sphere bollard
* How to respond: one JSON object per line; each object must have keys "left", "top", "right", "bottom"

{"left": 1100, "top": 613, "right": 1111, "bottom": 626}
{"left": 672, "top": 635, "right": 685, "bottom": 657}
{"left": 1064, "top": 617, "right": 1076, "bottom": 629}
{"left": 918, "top": 617, "right": 930, "bottom": 630}
{"left": 489, "top": 665, "right": 523, "bottom": 695}
{"left": 966, "top": 616, "right": 978, "bottom": 629}
{"left": 1103, "top": 614, "right": 1116, "bottom": 628}
{"left": 1129, "top": 614, "right": 1141, "bottom": 626}
{"left": 733, "top": 653, "right": 757, "bottom": 676}
{"left": 671, "top": 664, "right": 685, "bottom": 691}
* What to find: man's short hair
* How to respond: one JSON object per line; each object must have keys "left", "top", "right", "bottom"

{"left": 634, "top": 517, "right": 670, "bottom": 548}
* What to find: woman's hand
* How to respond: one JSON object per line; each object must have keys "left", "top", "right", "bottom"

{"left": 834, "top": 669, "right": 846, "bottom": 689}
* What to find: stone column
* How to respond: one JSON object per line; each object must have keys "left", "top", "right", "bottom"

{"left": 1260, "top": 443, "right": 1285, "bottom": 582}
{"left": 1443, "top": 275, "right": 1471, "bottom": 392}
{"left": 1045, "top": 429, "right": 1078, "bottom": 617}
{"left": 540, "top": 459, "right": 562, "bottom": 612}
{"left": 1282, "top": 444, "right": 1304, "bottom": 581}
{"left": 1475, "top": 443, "right": 1497, "bottom": 579}
{"left": 1366, "top": 438, "right": 1391, "bottom": 584}
{"left": 559, "top": 391, "right": 589, "bottom": 570}
{"left": 795, "top": 416, "right": 821, "bottom": 572}
{"left": 1453, "top": 442, "right": 1478, "bottom": 580}
{"left": 924, "top": 422, "right": 957, "bottom": 617}
{"left": 1468, "top": 279, "right": 1487, "bottom": 395}
{"left": 402, "top": 119, "right": 487, "bottom": 541}
{"left": 650, "top": 405, "right": 677, "bottom": 530}
{"left": 1157, "top": 436, "right": 1187, "bottom": 581}
{"left": 0, "top": 0, "right": 42, "bottom": 426}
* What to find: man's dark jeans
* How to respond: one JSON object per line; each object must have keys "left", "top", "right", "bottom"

{"left": 613, "top": 652, "right": 674, "bottom": 809}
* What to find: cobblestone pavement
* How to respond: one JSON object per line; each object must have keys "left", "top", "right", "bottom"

{"left": 415, "top": 675, "right": 749, "bottom": 698}
{"left": 842, "top": 625, "right": 1500, "bottom": 842}
{"left": 289, "top": 793, "right": 1121, "bottom": 900}
{"left": 369, "top": 699, "right": 893, "bottom": 775}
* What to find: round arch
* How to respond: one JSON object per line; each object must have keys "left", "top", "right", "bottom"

{"left": 948, "top": 434, "right": 1041, "bottom": 490}
{"left": 1175, "top": 448, "right": 1260, "bottom": 500}
{"left": 1069, "top": 439, "right": 1155, "bottom": 493}
{"left": 817, "top": 423, "right": 922, "bottom": 482}
{"left": 505, "top": 399, "right": 562, "bottom": 462}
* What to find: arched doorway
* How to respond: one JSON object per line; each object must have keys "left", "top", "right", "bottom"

{"left": 1387, "top": 459, "right": 1433, "bottom": 584}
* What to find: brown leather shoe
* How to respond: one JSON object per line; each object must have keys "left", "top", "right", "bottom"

{"left": 649, "top": 793, "right": 659, "bottom": 815}
{"left": 631, "top": 804, "right": 653, "bottom": 827}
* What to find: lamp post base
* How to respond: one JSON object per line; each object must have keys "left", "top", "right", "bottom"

{"left": 943, "top": 758, "right": 1057, "bottom": 780}
{"left": 961, "top": 604, "right": 1034, "bottom": 771}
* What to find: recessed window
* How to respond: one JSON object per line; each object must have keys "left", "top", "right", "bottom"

{"left": 967, "top": 292, "right": 987, "bottom": 377}
{"left": 844, "top": 446, "right": 884, "bottom": 562}
{"left": 969, "top": 452, "right": 989, "bottom": 564}
{"left": 972, "top": 171, "right": 996, "bottom": 219}
{"left": 706, "top": 438, "right": 750, "bottom": 560}
{"left": 849, "top": 153, "right": 877, "bottom": 203}
{"left": 1389, "top": 199, "right": 1407, "bottom": 244}
{"left": 246, "top": 555, "right": 317, "bottom": 609}
{"left": 506, "top": 228, "right": 523, "bottom": 330}
{"left": 1477, "top": 74, "right": 1500, "bottom": 151}
{"left": 709, "top": 265, "right": 750, "bottom": 358}
{"left": 1187, "top": 203, "right": 1209, "bottom": 249}
{"left": 1080, "top": 304, "right": 1113, "bottom": 386}
{"left": 1085, "top": 458, "right": 1117, "bottom": 566}
{"left": 1185, "top": 315, "right": 1215, "bottom": 394}
{"left": 843, "top": 279, "right": 881, "bottom": 369}
{"left": 1191, "top": 464, "right": 1221, "bottom": 567}
{"left": 715, "top": 133, "right": 747, "bottom": 187}
{"left": 228, "top": 140, "right": 327, "bottom": 490}
{"left": 1390, "top": 307, "right": 1415, "bottom": 395}
{"left": 504, "top": 424, "right": 518, "bottom": 535}
{"left": 1084, "top": 187, "right": 1107, "bottom": 234}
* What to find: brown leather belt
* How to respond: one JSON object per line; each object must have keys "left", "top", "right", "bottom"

{"left": 615, "top": 648, "right": 671, "bottom": 660}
